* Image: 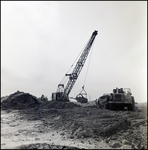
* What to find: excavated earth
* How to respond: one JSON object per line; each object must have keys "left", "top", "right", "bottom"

{"left": 1, "top": 92, "right": 147, "bottom": 149}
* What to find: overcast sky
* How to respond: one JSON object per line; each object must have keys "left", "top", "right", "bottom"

{"left": 1, "top": 1, "right": 147, "bottom": 102}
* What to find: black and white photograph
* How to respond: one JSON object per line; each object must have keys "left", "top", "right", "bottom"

{"left": 1, "top": 1, "right": 147, "bottom": 149}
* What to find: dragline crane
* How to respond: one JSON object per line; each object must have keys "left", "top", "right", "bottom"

{"left": 52, "top": 30, "right": 98, "bottom": 102}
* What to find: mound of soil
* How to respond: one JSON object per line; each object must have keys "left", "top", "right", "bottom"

{"left": 1, "top": 91, "right": 147, "bottom": 149}
{"left": 16, "top": 143, "right": 81, "bottom": 149}
{"left": 40, "top": 101, "right": 81, "bottom": 109}
{"left": 1, "top": 91, "right": 41, "bottom": 109}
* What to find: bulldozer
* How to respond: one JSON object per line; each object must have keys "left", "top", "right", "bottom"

{"left": 97, "top": 87, "right": 135, "bottom": 110}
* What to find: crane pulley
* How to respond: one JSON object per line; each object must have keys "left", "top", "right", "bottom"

{"left": 52, "top": 30, "right": 98, "bottom": 102}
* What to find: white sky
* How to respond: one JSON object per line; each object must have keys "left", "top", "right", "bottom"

{"left": 1, "top": 1, "right": 147, "bottom": 102}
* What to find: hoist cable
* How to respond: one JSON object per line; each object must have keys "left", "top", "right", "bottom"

{"left": 60, "top": 74, "right": 68, "bottom": 85}
{"left": 66, "top": 36, "right": 91, "bottom": 74}
{"left": 59, "top": 36, "right": 91, "bottom": 84}
{"left": 83, "top": 38, "right": 95, "bottom": 87}
{"left": 70, "top": 35, "right": 96, "bottom": 98}
{"left": 71, "top": 87, "right": 82, "bottom": 98}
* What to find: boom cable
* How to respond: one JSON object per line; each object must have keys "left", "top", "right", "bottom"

{"left": 83, "top": 38, "right": 95, "bottom": 87}
{"left": 59, "top": 36, "right": 91, "bottom": 85}
{"left": 71, "top": 36, "right": 96, "bottom": 98}
{"left": 71, "top": 87, "right": 82, "bottom": 98}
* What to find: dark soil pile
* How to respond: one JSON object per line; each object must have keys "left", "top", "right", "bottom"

{"left": 1, "top": 91, "right": 41, "bottom": 110}
{"left": 1, "top": 91, "right": 81, "bottom": 110}
{"left": 1, "top": 91, "right": 147, "bottom": 149}
{"left": 40, "top": 101, "right": 81, "bottom": 109}
{"left": 16, "top": 143, "right": 82, "bottom": 149}
{"left": 52, "top": 108, "right": 132, "bottom": 139}
{"left": 1, "top": 95, "right": 147, "bottom": 149}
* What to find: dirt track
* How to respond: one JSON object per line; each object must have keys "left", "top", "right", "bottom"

{"left": 1, "top": 101, "right": 147, "bottom": 149}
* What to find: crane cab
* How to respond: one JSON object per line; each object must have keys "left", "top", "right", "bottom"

{"left": 52, "top": 92, "right": 62, "bottom": 101}
{"left": 52, "top": 84, "right": 69, "bottom": 102}
{"left": 52, "top": 92, "right": 69, "bottom": 102}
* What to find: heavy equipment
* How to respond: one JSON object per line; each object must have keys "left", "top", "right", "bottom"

{"left": 97, "top": 87, "right": 135, "bottom": 110}
{"left": 52, "top": 30, "right": 98, "bottom": 102}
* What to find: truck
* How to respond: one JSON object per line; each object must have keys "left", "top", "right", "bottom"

{"left": 97, "top": 87, "right": 135, "bottom": 110}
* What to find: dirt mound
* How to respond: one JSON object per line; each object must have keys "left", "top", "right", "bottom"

{"left": 1, "top": 102, "right": 147, "bottom": 149}
{"left": 99, "top": 118, "right": 131, "bottom": 136}
{"left": 63, "top": 109, "right": 131, "bottom": 139}
{"left": 16, "top": 143, "right": 82, "bottom": 149}
{"left": 1, "top": 95, "right": 9, "bottom": 102}
{"left": 1, "top": 91, "right": 41, "bottom": 109}
{"left": 40, "top": 101, "right": 81, "bottom": 109}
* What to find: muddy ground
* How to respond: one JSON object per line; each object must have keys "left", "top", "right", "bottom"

{"left": 1, "top": 100, "right": 147, "bottom": 149}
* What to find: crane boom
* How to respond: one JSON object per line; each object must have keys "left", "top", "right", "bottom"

{"left": 52, "top": 30, "right": 98, "bottom": 102}
{"left": 64, "top": 30, "right": 98, "bottom": 97}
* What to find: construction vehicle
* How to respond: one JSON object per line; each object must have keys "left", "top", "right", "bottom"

{"left": 52, "top": 30, "right": 98, "bottom": 102}
{"left": 97, "top": 87, "right": 135, "bottom": 110}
